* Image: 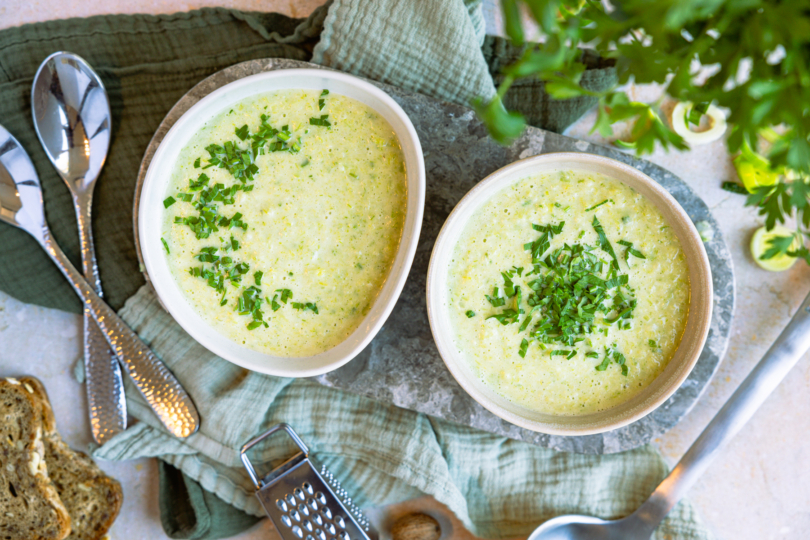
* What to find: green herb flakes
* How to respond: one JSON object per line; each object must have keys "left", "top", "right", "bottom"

{"left": 309, "top": 115, "right": 332, "bottom": 128}
{"left": 585, "top": 199, "right": 613, "bottom": 211}
{"left": 480, "top": 218, "right": 636, "bottom": 372}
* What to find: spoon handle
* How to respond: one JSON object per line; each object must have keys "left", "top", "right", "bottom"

{"left": 42, "top": 229, "right": 200, "bottom": 439}
{"left": 73, "top": 190, "right": 128, "bottom": 444}
{"left": 634, "top": 288, "right": 810, "bottom": 530}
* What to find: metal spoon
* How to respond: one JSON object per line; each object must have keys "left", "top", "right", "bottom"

{"left": 0, "top": 124, "right": 200, "bottom": 438}
{"left": 529, "top": 289, "right": 810, "bottom": 540}
{"left": 31, "top": 51, "right": 126, "bottom": 444}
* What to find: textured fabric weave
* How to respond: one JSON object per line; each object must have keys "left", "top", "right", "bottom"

{"left": 312, "top": 0, "right": 494, "bottom": 105}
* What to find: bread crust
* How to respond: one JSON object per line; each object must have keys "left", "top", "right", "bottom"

{"left": 21, "top": 377, "right": 124, "bottom": 540}
{"left": 0, "top": 377, "right": 72, "bottom": 540}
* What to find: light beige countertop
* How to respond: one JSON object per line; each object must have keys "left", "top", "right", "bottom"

{"left": 1, "top": 1, "right": 808, "bottom": 539}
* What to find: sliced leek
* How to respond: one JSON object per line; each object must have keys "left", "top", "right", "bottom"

{"left": 750, "top": 225, "right": 799, "bottom": 272}
{"left": 671, "top": 102, "right": 727, "bottom": 145}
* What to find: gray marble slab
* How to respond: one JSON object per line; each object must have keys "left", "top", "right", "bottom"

{"left": 135, "top": 59, "right": 734, "bottom": 455}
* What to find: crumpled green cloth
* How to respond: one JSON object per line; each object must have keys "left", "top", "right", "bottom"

{"left": 95, "top": 286, "right": 712, "bottom": 540}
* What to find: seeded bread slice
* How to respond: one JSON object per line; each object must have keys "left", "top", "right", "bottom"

{"left": 0, "top": 377, "right": 72, "bottom": 540}
{"left": 22, "top": 377, "right": 123, "bottom": 540}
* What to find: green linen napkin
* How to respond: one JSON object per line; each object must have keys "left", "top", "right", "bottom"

{"left": 0, "top": 1, "right": 615, "bottom": 312}
{"left": 96, "top": 285, "right": 713, "bottom": 540}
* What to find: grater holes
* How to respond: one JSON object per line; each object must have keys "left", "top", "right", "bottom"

{"left": 315, "top": 530, "right": 326, "bottom": 540}
{"left": 307, "top": 497, "right": 319, "bottom": 511}
{"left": 325, "top": 523, "right": 337, "bottom": 535}
{"left": 334, "top": 515, "right": 346, "bottom": 529}
{"left": 321, "top": 507, "right": 333, "bottom": 520}
{"left": 338, "top": 533, "right": 350, "bottom": 540}
{"left": 302, "top": 519, "right": 314, "bottom": 532}
{"left": 303, "top": 481, "right": 314, "bottom": 495}
{"left": 299, "top": 503, "right": 311, "bottom": 516}
{"left": 315, "top": 491, "right": 328, "bottom": 505}
{"left": 277, "top": 499, "right": 289, "bottom": 512}
{"left": 292, "top": 524, "right": 304, "bottom": 538}
{"left": 294, "top": 487, "right": 306, "bottom": 501}
{"left": 286, "top": 493, "right": 297, "bottom": 506}
{"left": 281, "top": 515, "right": 293, "bottom": 527}
{"left": 313, "top": 513, "right": 323, "bottom": 526}
{"left": 306, "top": 536, "right": 315, "bottom": 540}
{"left": 290, "top": 509, "right": 301, "bottom": 522}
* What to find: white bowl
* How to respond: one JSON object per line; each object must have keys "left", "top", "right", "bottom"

{"left": 139, "top": 69, "right": 425, "bottom": 377}
{"left": 426, "top": 152, "right": 712, "bottom": 435}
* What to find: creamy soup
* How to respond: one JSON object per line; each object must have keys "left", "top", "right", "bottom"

{"left": 161, "top": 89, "right": 407, "bottom": 357}
{"left": 447, "top": 170, "right": 690, "bottom": 415}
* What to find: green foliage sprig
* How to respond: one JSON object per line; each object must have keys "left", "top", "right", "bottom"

{"left": 476, "top": 0, "right": 810, "bottom": 264}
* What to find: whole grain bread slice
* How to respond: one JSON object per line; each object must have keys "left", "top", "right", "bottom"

{"left": 0, "top": 377, "right": 72, "bottom": 540}
{"left": 21, "top": 377, "right": 123, "bottom": 540}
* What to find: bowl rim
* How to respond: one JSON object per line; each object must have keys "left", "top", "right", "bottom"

{"left": 426, "top": 151, "right": 713, "bottom": 435}
{"left": 139, "top": 68, "right": 425, "bottom": 377}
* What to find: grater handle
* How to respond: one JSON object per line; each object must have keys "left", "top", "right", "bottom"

{"left": 240, "top": 423, "right": 310, "bottom": 488}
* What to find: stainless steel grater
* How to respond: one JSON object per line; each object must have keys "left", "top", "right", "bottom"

{"left": 241, "top": 423, "right": 378, "bottom": 540}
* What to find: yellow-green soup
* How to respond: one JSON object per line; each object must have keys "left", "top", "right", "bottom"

{"left": 447, "top": 170, "right": 690, "bottom": 415}
{"left": 162, "top": 89, "right": 407, "bottom": 357}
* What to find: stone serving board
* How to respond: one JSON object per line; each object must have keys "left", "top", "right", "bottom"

{"left": 134, "top": 59, "right": 735, "bottom": 455}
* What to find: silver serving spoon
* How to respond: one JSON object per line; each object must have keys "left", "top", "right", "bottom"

{"left": 31, "top": 51, "right": 127, "bottom": 444}
{"left": 0, "top": 124, "right": 199, "bottom": 439}
{"left": 529, "top": 289, "right": 810, "bottom": 540}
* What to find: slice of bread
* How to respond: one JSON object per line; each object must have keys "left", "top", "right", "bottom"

{"left": 0, "top": 377, "right": 72, "bottom": 540}
{"left": 22, "top": 377, "right": 123, "bottom": 540}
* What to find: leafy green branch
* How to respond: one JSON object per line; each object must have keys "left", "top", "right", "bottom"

{"left": 476, "top": 0, "right": 810, "bottom": 265}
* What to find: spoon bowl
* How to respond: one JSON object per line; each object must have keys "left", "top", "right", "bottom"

{"left": 31, "top": 51, "right": 111, "bottom": 189}
{"left": 528, "top": 515, "right": 647, "bottom": 540}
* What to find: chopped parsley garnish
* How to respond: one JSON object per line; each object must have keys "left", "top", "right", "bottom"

{"left": 168, "top": 109, "right": 327, "bottom": 330}
{"left": 235, "top": 124, "right": 250, "bottom": 141}
{"left": 585, "top": 199, "right": 613, "bottom": 211}
{"left": 276, "top": 288, "right": 293, "bottom": 304}
{"left": 161, "top": 238, "right": 170, "bottom": 254}
{"left": 309, "top": 115, "right": 331, "bottom": 128}
{"left": 292, "top": 302, "right": 319, "bottom": 314}
{"left": 592, "top": 216, "right": 619, "bottom": 268}
{"left": 485, "top": 287, "right": 506, "bottom": 307}
{"left": 319, "top": 89, "right": 329, "bottom": 111}
{"left": 519, "top": 338, "right": 529, "bottom": 358}
{"left": 466, "top": 310, "right": 476, "bottom": 318}
{"left": 237, "top": 286, "right": 268, "bottom": 330}
{"left": 481, "top": 220, "right": 640, "bottom": 376}
{"left": 595, "top": 355, "right": 611, "bottom": 371}
{"left": 486, "top": 309, "right": 519, "bottom": 325}
{"left": 617, "top": 240, "right": 646, "bottom": 263}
